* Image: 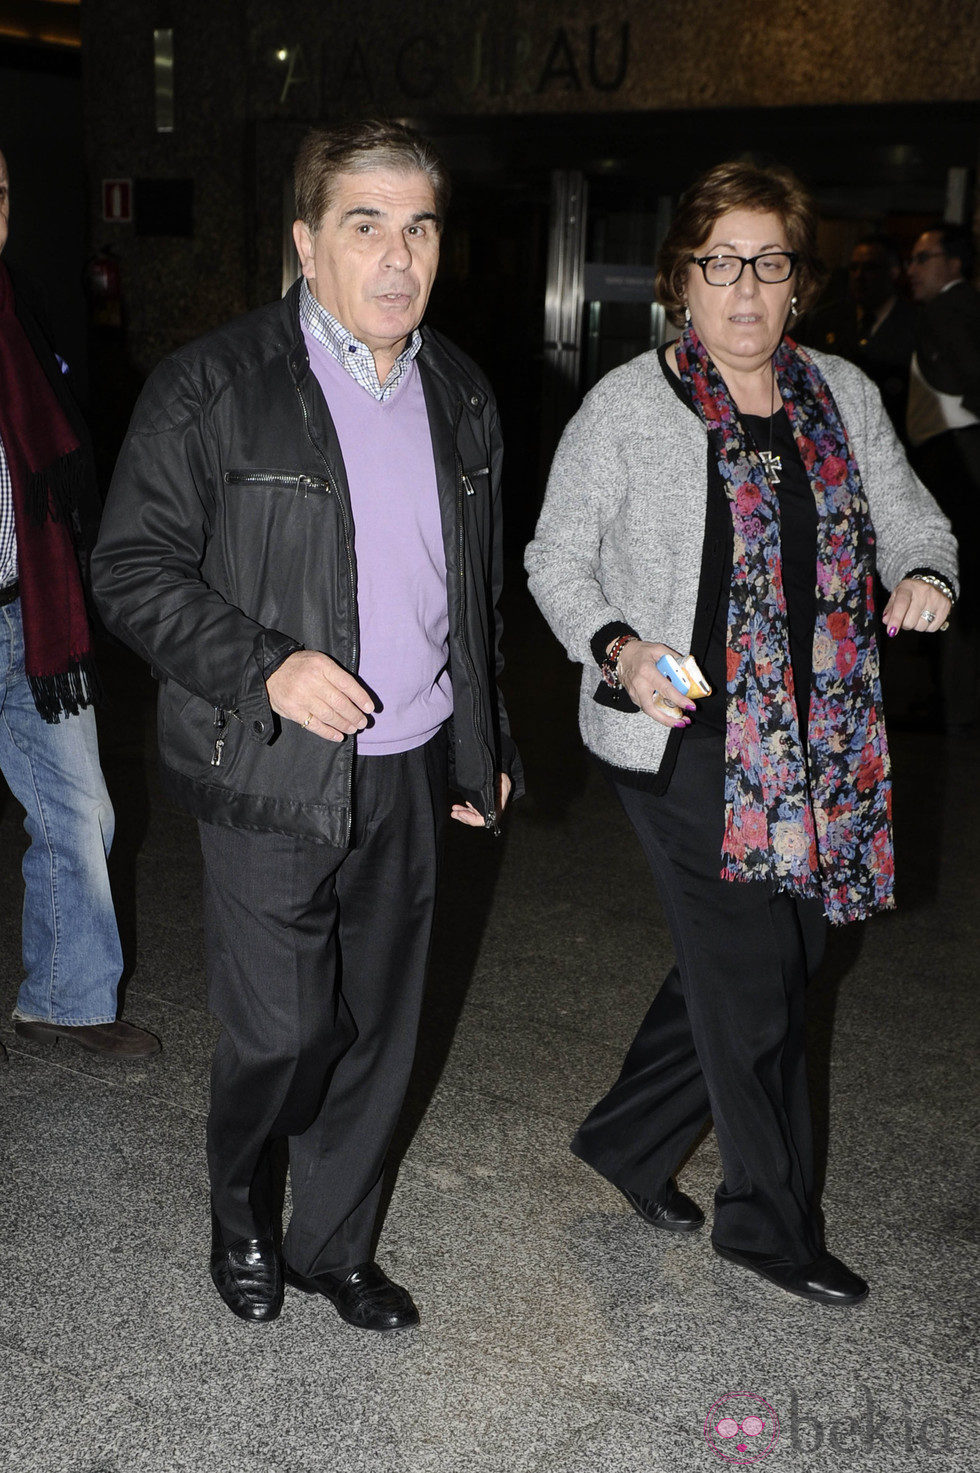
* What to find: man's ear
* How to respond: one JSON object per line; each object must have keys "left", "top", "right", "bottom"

{"left": 292, "top": 219, "right": 315, "bottom": 280}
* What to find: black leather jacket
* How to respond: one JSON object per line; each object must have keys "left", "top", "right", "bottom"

{"left": 93, "top": 283, "right": 521, "bottom": 845}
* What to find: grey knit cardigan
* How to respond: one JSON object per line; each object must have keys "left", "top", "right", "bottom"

{"left": 525, "top": 347, "right": 959, "bottom": 775}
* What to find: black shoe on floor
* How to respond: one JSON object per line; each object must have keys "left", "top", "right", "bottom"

{"left": 209, "top": 1213, "right": 283, "bottom": 1323}
{"left": 14, "top": 1018, "right": 161, "bottom": 1057}
{"left": 713, "top": 1242, "right": 869, "bottom": 1306}
{"left": 283, "top": 1260, "right": 420, "bottom": 1331}
{"left": 618, "top": 1177, "right": 705, "bottom": 1233}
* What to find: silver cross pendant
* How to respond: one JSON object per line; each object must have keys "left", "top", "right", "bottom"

{"left": 760, "top": 450, "right": 782, "bottom": 485}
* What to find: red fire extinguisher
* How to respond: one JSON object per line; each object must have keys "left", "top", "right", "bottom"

{"left": 86, "top": 247, "right": 123, "bottom": 330}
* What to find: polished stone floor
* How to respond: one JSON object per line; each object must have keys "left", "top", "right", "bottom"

{"left": 1, "top": 585, "right": 976, "bottom": 1473}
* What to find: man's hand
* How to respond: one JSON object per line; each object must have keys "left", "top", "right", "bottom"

{"left": 451, "top": 772, "right": 512, "bottom": 828}
{"left": 266, "top": 650, "right": 374, "bottom": 742}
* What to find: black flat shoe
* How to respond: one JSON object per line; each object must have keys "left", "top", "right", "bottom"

{"left": 283, "top": 1260, "right": 419, "bottom": 1331}
{"left": 713, "top": 1242, "right": 869, "bottom": 1306}
{"left": 618, "top": 1177, "right": 705, "bottom": 1233}
{"left": 209, "top": 1213, "right": 283, "bottom": 1323}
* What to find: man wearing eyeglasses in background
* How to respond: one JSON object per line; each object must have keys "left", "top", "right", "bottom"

{"left": 906, "top": 223, "right": 980, "bottom": 734}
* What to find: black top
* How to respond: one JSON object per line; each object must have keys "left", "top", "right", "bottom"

{"left": 593, "top": 346, "right": 817, "bottom": 794}
{"left": 694, "top": 404, "right": 816, "bottom": 743}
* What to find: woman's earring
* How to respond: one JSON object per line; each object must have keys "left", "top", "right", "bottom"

{"left": 684, "top": 305, "right": 691, "bottom": 325}
{"left": 790, "top": 296, "right": 799, "bottom": 317}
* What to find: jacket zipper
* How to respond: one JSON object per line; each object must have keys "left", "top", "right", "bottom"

{"left": 461, "top": 466, "right": 488, "bottom": 497}
{"left": 210, "top": 706, "right": 241, "bottom": 766}
{"left": 224, "top": 471, "right": 330, "bottom": 495}
{"left": 451, "top": 407, "right": 498, "bottom": 833}
{"left": 293, "top": 377, "right": 358, "bottom": 846}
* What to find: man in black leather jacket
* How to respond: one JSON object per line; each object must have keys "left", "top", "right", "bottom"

{"left": 93, "top": 120, "right": 520, "bottom": 1330}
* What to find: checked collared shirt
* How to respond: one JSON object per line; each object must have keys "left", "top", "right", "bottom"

{"left": 298, "top": 279, "right": 422, "bottom": 402}
{"left": 0, "top": 431, "right": 16, "bottom": 586}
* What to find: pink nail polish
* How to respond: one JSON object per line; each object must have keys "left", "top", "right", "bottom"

{"left": 887, "top": 626, "right": 897, "bottom": 637}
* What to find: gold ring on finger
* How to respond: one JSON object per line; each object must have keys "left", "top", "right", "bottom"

{"left": 303, "top": 713, "right": 314, "bottom": 728}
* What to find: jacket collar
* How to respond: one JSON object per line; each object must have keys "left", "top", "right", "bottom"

{"left": 281, "top": 278, "right": 488, "bottom": 419}
{"left": 417, "top": 326, "right": 488, "bottom": 418}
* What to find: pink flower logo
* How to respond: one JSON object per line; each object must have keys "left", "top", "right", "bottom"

{"left": 704, "top": 1393, "right": 780, "bottom": 1464}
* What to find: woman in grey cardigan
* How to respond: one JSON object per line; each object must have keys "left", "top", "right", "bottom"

{"left": 525, "top": 162, "right": 958, "bottom": 1307}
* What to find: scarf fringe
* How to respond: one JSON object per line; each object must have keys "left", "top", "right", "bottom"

{"left": 28, "top": 656, "right": 104, "bottom": 724}
{"left": 720, "top": 861, "right": 895, "bottom": 926}
{"left": 27, "top": 448, "right": 86, "bottom": 527}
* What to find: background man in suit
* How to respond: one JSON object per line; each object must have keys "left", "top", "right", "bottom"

{"left": 906, "top": 222, "right": 980, "bottom": 732}
{"left": 803, "top": 234, "right": 915, "bottom": 438}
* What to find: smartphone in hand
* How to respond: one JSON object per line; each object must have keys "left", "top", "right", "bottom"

{"left": 651, "top": 653, "right": 712, "bottom": 714}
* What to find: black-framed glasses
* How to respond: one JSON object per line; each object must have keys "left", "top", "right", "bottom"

{"left": 689, "top": 252, "right": 798, "bottom": 286}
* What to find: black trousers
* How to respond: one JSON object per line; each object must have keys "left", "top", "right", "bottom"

{"left": 573, "top": 733, "right": 827, "bottom": 1263}
{"left": 199, "top": 729, "right": 447, "bottom": 1276}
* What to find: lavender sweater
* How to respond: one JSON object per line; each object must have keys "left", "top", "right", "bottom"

{"left": 305, "top": 335, "right": 452, "bottom": 755}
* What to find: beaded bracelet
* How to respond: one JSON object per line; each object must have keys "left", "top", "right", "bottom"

{"left": 904, "top": 568, "right": 956, "bottom": 604}
{"left": 600, "top": 633, "right": 638, "bottom": 689}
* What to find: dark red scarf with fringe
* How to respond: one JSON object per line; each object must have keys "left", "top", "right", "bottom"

{"left": 0, "top": 261, "right": 99, "bottom": 721}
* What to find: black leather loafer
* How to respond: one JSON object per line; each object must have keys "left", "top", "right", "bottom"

{"left": 209, "top": 1215, "right": 283, "bottom": 1323}
{"left": 283, "top": 1260, "right": 419, "bottom": 1331}
{"left": 618, "top": 1177, "right": 705, "bottom": 1233}
{"left": 713, "top": 1242, "right": 869, "bottom": 1306}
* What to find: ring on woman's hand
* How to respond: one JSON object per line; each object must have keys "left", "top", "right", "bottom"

{"left": 921, "top": 610, "right": 936, "bottom": 624}
{"left": 302, "top": 713, "right": 314, "bottom": 728}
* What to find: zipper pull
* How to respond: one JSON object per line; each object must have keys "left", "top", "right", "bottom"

{"left": 298, "top": 474, "right": 330, "bottom": 497}
{"left": 462, "top": 474, "right": 475, "bottom": 496}
{"left": 211, "top": 705, "right": 227, "bottom": 766}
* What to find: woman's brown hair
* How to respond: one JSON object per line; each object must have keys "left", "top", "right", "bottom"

{"left": 656, "top": 161, "right": 827, "bottom": 327}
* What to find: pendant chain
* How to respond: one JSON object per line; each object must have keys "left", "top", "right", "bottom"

{"left": 758, "top": 361, "right": 782, "bottom": 486}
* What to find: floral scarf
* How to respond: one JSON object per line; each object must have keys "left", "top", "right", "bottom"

{"left": 675, "top": 325, "right": 894, "bottom": 925}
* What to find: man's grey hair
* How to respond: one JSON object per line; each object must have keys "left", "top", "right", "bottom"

{"left": 294, "top": 119, "right": 450, "bottom": 231}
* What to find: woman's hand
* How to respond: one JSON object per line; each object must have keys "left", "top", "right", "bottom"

{"left": 614, "top": 639, "right": 697, "bottom": 728}
{"left": 882, "top": 579, "right": 952, "bottom": 637}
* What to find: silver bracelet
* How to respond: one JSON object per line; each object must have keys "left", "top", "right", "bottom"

{"left": 907, "top": 571, "right": 956, "bottom": 603}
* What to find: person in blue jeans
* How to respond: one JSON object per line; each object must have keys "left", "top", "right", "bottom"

{"left": 0, "top": 146, "right": 157, "bottom": 1061}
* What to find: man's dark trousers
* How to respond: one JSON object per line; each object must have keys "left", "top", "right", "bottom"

{"left": 200, "top": 728, "right": 448, "bottom": 1276}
